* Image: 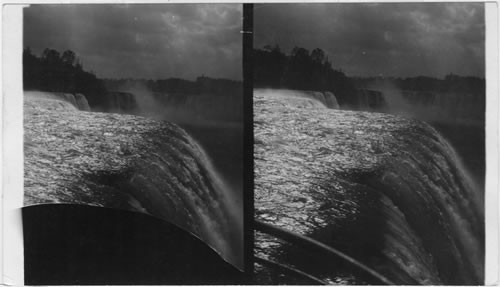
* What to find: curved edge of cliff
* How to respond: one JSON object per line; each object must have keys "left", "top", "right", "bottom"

{"left": 24, "top": 91, "right": 243, "bottom": 269}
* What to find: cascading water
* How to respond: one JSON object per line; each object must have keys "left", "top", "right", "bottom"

{"left": 367, "top": 123, "right": 484, "bottom": 284}
{"left": 332, "top": 87, "right": 484, "bottom": 283}
{"left": 119, "top": 125, "right": 243, "bottom": 270}
{"left": 352, "top": 87, "right": 485, "bottom": 126}
{"left": 24, "top": 90, "right": 243, "bottom": 270}
{"left": 181, "top": 135, "right": 244, "bottom": 267}
{"left": 254, "top": 89, "right": 340, "bottom": 109}
{"left": 253, "top": 89, "right": 483, "bottom": 284}
{"left": 111, "top": 88, "right": 244, "bottom": 268}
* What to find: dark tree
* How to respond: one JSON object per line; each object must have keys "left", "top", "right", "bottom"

{"left": 253, "top": 45, "right": 287, "bottom": 88}
{"left": 253, "top": 45, "right": 358, "bottom": 105}
{"left": 23, "top": 47, "right": 109, "bottom": 110}
{"left": 23, "top": 47, "right": 42, "bottom": 90}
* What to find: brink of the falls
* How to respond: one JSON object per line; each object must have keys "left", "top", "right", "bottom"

{"left": 254, "top": 89, "right": 484, "bottom": 285}
{"left": 23, "top": 91, "right": 243, "bottom": 270}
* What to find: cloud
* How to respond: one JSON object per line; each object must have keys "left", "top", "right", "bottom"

{"left": 254, "top": 3, "right": 484, "bottom": 77}
{"left": 24, "top": 4, "right": 242, "bottom": 80}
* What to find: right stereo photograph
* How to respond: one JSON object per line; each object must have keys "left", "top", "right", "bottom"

{"left": 252, "top": 3, "right": 485, "bottom": 285}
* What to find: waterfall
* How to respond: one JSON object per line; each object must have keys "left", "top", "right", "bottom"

{"left": 181, "top": 135, "right": 244, "bottom": 268}
{"left": 24, "top": 90, "right": 243, "bottom": 270}
{"left": 360, "top": 123, "right": 484, "bottom": 284}
{"left": 105, "top": 91, "right": 139, "bottom": 113}
{"left": 341, "top": 89, "right": 388, "bottom": 111}
{"left": 255, "top": 121, "right": 484, "bottom": 284}
{"left": 24, "top": 91, "right": 90, "bottom": 111}
{"left": 122, "top": 126, "right": 243, "bottom": 270}
{"left": 254, "top": 89, "right": 340, "bottom": 109}
{"left": 351, "top": 88, "right": 485, "bottom": 126}
{"left": 99, "top": 89, "right": 244, "bottom": 268}
{"left": 253, "top": 89, "right": 483, "bottom": 284}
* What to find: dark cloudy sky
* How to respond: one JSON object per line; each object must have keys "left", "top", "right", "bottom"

{"left": 255, "top": 3, "right": 485, "bottom": 78}
{"left": 24, "top": 4, "right": 242, "bottom": 80}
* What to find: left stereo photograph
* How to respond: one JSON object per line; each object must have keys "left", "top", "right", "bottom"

{"left": 22, "top": 4, "right": 245, "bottom": 285}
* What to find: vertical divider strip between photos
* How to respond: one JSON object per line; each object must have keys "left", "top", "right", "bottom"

{"left": 242, "top": 3, "right": 254, "bottom": 282}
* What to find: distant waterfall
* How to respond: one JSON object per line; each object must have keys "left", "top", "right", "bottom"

{"left": 254, "top": 89, "right": 340, "bottom": 109}
{"left": 24, "top": 91, "right": 91, "bottom": 111}
{"left": 348, "top": 88, "right": 485, "bottom": 125}
{"left": 106, "top": 91, "right": 140, "bottom": 113}
{"left": 346, "top": 89, "right": 388, "bottom": 111}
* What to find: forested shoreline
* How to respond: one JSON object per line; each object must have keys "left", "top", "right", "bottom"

{"left": 253, "top": 45, "right": 485, "bottom": 106}
{"left": 23, "top": 48, "right": 242, "bottom": 111}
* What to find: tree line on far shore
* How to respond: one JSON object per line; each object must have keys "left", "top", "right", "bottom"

{"left": 254, "top": 45, "right": 485, "bottom": 105}
{"left": 23, "top": 47, "right": 109, "bottom": 108}
{"left": 23, "top": 48, "right": 243, "bottom": 111}
{"left": 254, "top": 45, "right": 358, "bottom": 106}
{"left": 24, "top": 47, "right": 484, "bottom": 111}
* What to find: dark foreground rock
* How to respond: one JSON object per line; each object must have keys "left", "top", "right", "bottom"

{"left": 24, "top": 91, "right": 242, "bottom": 269}
{"left": 23, "top": 205, "right": 244, "bottom": 285}
{"left": 254, "top": 89, "right": 483, "bottom": 285}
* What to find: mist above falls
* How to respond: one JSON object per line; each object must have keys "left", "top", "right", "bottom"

{"left": 348, "top": 76, "right": 485, "bottom": 127}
